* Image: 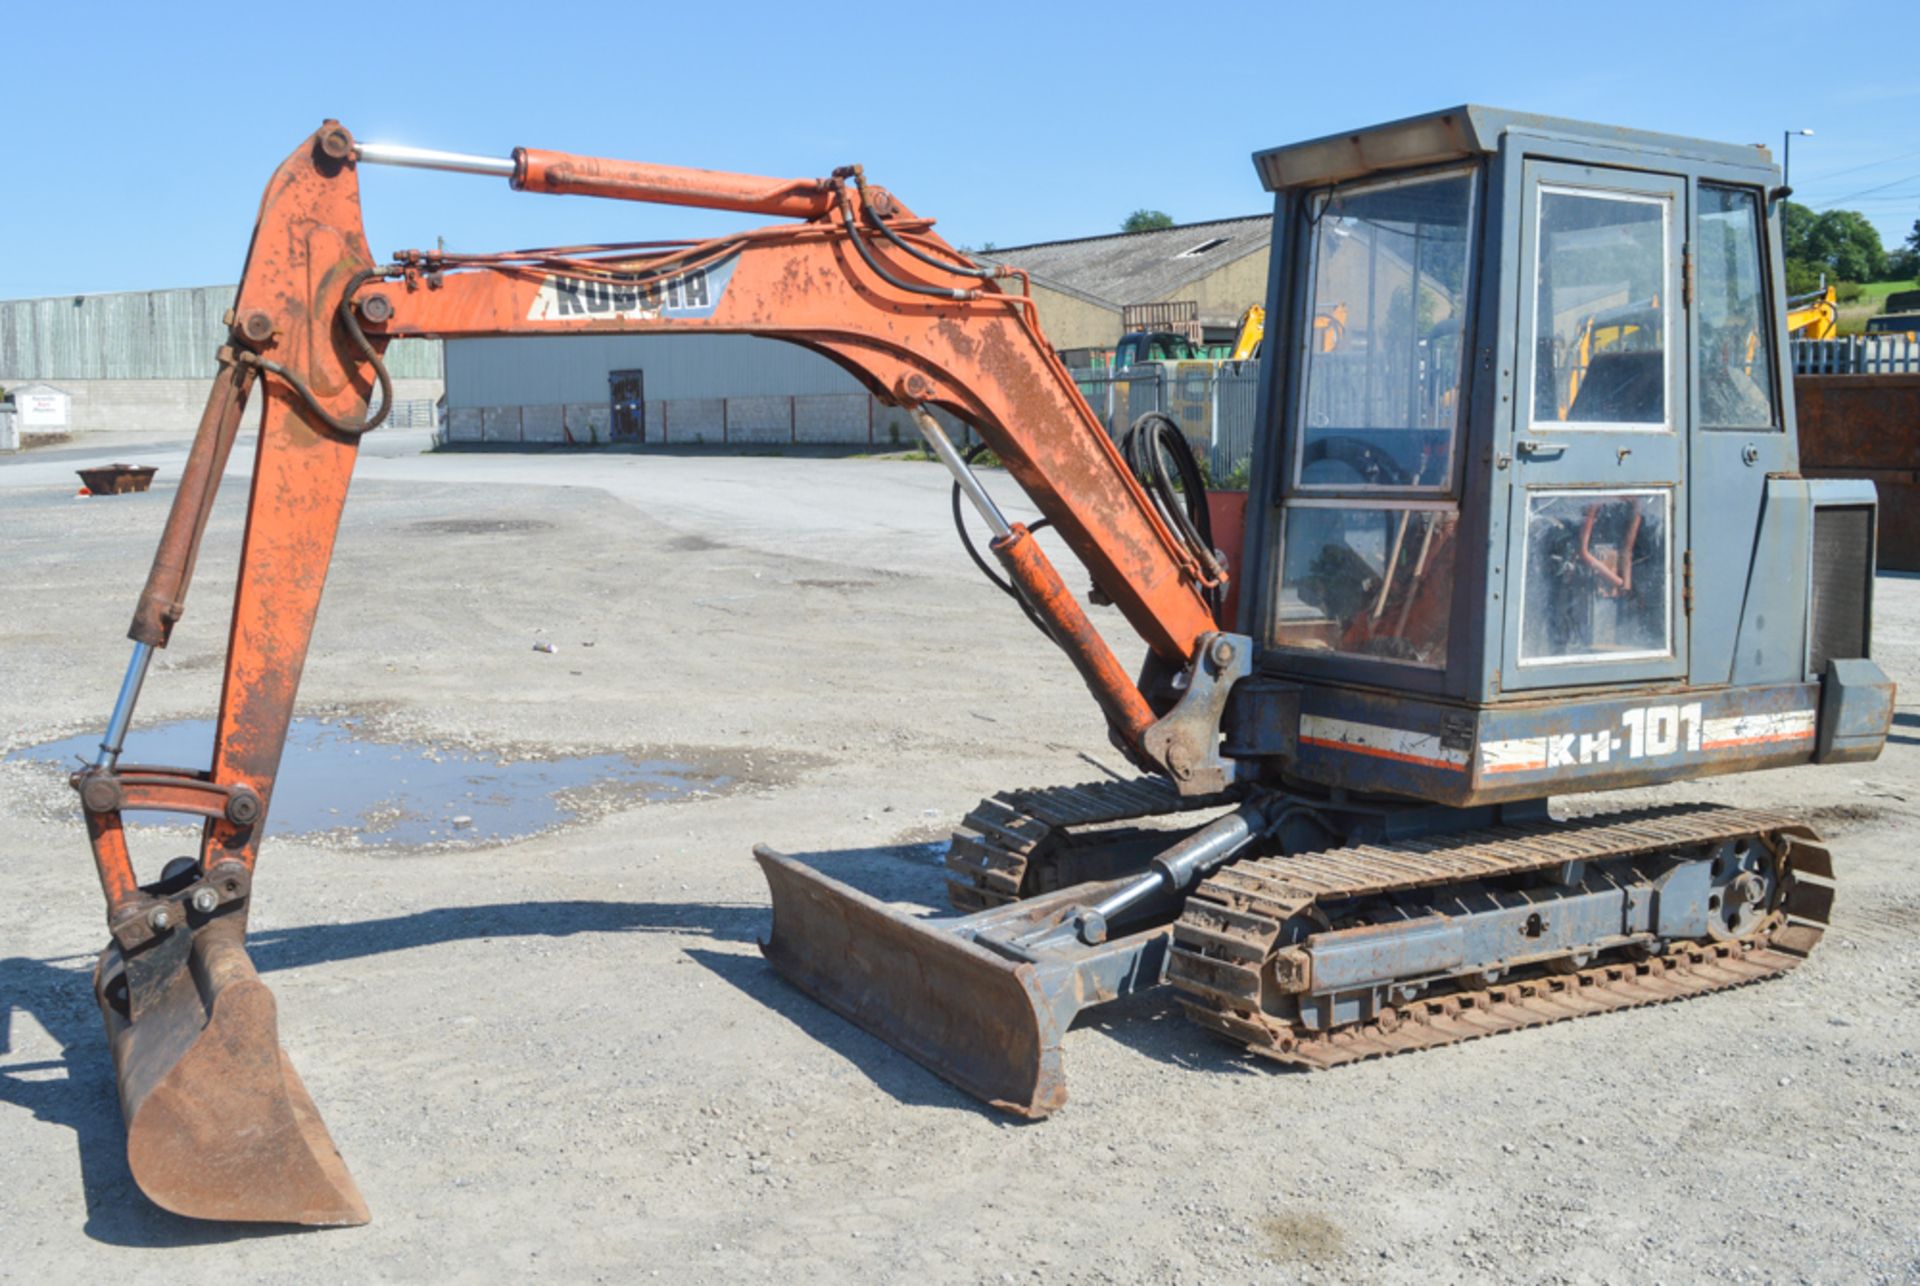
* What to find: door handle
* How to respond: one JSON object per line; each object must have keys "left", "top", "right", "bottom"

{"left": 1515, "top": 439, "right": 1566, "bottom": 460}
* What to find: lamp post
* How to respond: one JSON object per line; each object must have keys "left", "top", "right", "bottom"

{"left": 1783, "top": 127, "right": 1814, "bottom": 190}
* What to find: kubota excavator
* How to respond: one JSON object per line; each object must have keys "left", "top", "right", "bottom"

{"left": 69, "top": 107, "right": 1891, "bottom": 1228}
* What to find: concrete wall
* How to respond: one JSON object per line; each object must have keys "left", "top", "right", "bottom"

{"left": 16, "top": 377, "right": 444, "bottom": 436}
{"left": 1022, "top": 283, "right": 1123, "bottom": 350}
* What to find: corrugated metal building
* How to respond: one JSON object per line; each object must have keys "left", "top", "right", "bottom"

{"left": 974, "top": 215, "right": 1273, "bottom": 348}
{"left": 445, "top": 334, "right": 859, "bottom": 405}
{"left": 441, "top": 334, "right": 920, "bottom": 447}
{"left": 0, "top": 285, "right": 442, "bottom": 434}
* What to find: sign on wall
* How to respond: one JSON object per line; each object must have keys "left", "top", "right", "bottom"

{"left": 13, "top": 387, "right": 70, "bottom": 429}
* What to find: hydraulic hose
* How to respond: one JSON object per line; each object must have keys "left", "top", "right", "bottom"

{"left": 949, "top": 442, "right": 1056, "bottom": 641}
{"left": 835, "top": 187, "right": 976, "bottom": 302}
{"left": 242, "top": 268, "right": 394, "bottom": 438}
{"left": 1120, "top": 412, "right": 1227, "bottom": 615}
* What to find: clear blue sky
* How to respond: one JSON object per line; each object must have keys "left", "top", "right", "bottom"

{"left": 6, "top": 0, "right": 1917, "bottom": 299}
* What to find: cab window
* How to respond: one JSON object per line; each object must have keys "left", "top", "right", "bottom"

{"left": 1697, "top": 185, "right": 1778, "bottom": 428}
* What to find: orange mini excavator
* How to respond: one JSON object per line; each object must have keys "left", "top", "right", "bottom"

{"left": 73, "top": 109, "right": 1888, "bottom": 1226}
{"left": 70, "top": 121, "right": 1228, "bottom": 1225}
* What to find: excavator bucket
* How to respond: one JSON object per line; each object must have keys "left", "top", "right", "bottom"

{"left": 755, "top": 847, "right": 1169, "bottom": 1118}
{"left": 94, "top": 918, "right": 369, "bottom": 1226}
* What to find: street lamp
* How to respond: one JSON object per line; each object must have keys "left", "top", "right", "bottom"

{"left": 1783, "top": 128, "right": 1814, "bottom": 190}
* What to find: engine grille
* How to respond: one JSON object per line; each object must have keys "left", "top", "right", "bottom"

{"left": 1809, "top": 504, "right": 1873, "bottom": 674}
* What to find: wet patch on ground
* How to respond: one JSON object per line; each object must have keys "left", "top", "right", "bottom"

{"left": 408, "top": 518, "right": 557, "bottom": 536}
{"left": 791, "top": 578, "right": 880, "bottom": 592}
{"left": 1802, "top": 801, "right": 1894, "bottom": 831}
{"left": 8, "top": 716, "right": 786, "bottom": 850}
{"left": 1260, "top": 1210, "right": 1346, "bottom": 1263}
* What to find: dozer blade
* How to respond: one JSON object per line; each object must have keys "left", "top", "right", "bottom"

{"left": 756, "top": 846, "right": 1172, "bottom": 1118}
{"left": 95, "top": 917, "right": 369, "bottom": 1226}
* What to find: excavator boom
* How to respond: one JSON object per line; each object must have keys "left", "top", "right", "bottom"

{"left": 73, "top": 122, "right": 1228, "bottom": 1224}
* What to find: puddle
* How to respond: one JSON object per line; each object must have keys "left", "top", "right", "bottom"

{"left": 9, "top": 717, "right": 729, "bottom": 848}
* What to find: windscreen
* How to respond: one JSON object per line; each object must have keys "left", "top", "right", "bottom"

{"left": 1294, "top": 168, "right": 1476, "bottom": 492}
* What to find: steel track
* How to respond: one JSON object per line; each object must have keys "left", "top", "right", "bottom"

{"left": 944, "top": 778, "right": 1233, "bottom": 911}
{"left": 1166, "top": 804, "right": 1834, "bottom": 1065}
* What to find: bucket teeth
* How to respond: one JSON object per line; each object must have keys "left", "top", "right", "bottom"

{"left": 755, "top": 845, "right": 1067, "bottom": 1118}
{"left": 97, "top": 918, "right": 369, "bottom": 1226}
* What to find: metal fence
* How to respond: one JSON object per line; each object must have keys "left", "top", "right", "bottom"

{"left": 1074, "top": 364, "right": 1262, "bottom": 487}
{"left": 385, "top": 399, "right": 439, "bottom": 429}
{"left": 1791, "top": 337, "right": 1920, "bottom": 375}
{"left": 433, "top": 393, "right": 973, "bottom": 450}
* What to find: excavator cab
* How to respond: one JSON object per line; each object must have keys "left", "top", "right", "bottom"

{"left": 763, "top": 108, "right": 1892, "bottom": 1114}
{"left": 1240, "top": 107, "right": 1882, "bottom": 739}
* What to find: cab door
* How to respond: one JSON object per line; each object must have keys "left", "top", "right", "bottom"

{"left": 1501, "top": 162, "right": 1689, "bottom": 692}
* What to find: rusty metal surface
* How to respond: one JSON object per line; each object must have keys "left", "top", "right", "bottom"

{"left": 1795, "top": 373, "right": 1920, "bottom": 571}
{"left": 1204, "top": 490, "right": 1247, "bottom": 629}
{"left": 756, "top": 847, "right": 1066, "bottom": 1117}
{"left": 513, "top": 148, "right": 837, "bottom": 217}
{"left": 76, "top": 464, "right": 157, "bottom": 495}
{"left": 990, "top": 524, "right": 1157, "bottom": 745}
{"left": 129, "top": 359, "right": 256, "bottom": 646}
{"left": 1795, "top": 374, "right": 1920, "bottom": 472}
{"left": 95, "top": 918, "right": 368, "bottom": 1225}
{"left": 1168, "top": 806, "right": 1830, "bottom": 1066}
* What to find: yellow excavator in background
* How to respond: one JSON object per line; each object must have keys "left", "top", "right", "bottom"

{"left": 1229, "top": 305, "right": 1264, "bottom": 360}
{"left": 1226, "top": 302, "right": 1345, "bottom": 362}
{"left": 1786, "top": 283, "right": 1839, "bottom": 340}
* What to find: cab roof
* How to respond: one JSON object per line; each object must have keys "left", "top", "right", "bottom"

{"left": 1253, "top": 105, "right": 1775, "bottom": 191}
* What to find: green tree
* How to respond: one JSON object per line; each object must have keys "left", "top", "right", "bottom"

{"left": 1121, "top": 209, "right": 1174, "bottom": 233}
{"left": 1805, "top": 209, "right": 1886, "bottom": 282}
{"left": 1783, "top": 201, "right": 1890, "bottom": 286}
{"left": 1890, "top": 217, "right": 1920, "bottom": 281}
{"left": 1784, "top": 259, "right": 1827, "bottom": 295}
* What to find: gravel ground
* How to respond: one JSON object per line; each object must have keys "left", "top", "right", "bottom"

{"left": 2, "top": 437, "right": 1916, "bottom": 1284}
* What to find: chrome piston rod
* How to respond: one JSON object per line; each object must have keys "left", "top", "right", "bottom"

{"left": 1072, "top": 797, "right": 1276, "bottom": 944}
{"left": 352, "top": 142, "right": 516, "bottom": 178}
{"left": 912, "top": 408, "right": 1012, "bottom": 539}
{"left": 95, "top": 642, "right": 155, "bottom": 769}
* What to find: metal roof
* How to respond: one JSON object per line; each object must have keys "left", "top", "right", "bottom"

{"left": 975, "top": 215, "right": 1271, "bottom": 309}
{"left": 1254, "top": 105, "right": 1776, "bottom": 191}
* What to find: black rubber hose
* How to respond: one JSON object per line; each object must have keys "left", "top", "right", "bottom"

{"left": 948, "top": 443, "right": 1056, "bottom": 641}
{"left": 249, "top": 268, "right": 394, "bottom": 438}
{"left": 836, "top": 188, "right": 974, "bottom": 301}
{"left": 1120, "top": 412, "right": 1225, "bottom": 614}
{"left": 852, "top": 173, "right": 1001, "bottom": 280}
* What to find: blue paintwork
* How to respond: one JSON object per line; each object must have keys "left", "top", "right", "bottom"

{"left": 1227, "top": 106, "right": 1891, "bottom": 810}
{"left": 1816, "top": 658, "right": 1895, "bottom": 763}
